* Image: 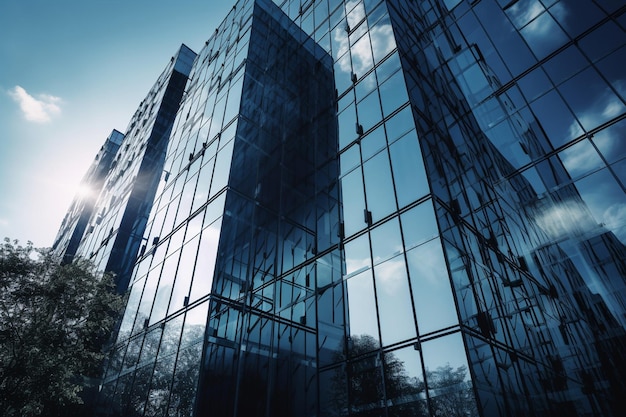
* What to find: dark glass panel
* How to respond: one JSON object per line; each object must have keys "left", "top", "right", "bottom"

{"left": 475, "top": 0, "right": 536, "bottom": 76}
{"left": 159, "top": 314, "right": 184, "bottom": 358}
{"left": 339, "top": 101, "right": 358, "bottom": 150}
{"left": 150, "top": 249, "right": 180, "bottom": 325}
{"left": 117, "top": 277, "right": 145, "bottom": 341}
{"left": 543, "top": 44, "right": 588, "bottom": 86}
{"left": 357, "top": 89, "right": 383, "bottom": 132}
{"left": 385, "top": 105, "right": 415, "bottom": 143}
{"left": 558, "top": 67, "right": 626, "bottom": 132}
{"left": 379, "top": 69, "right": 409, "bottom": 117}
{"left": 574, "top": 168, "right": 626, "bottom": 242}
{"left": 389, "top": 130, "right": 429, "bottom": 208}
{"left": 361, "top": 124, "right": 386, "bottom": 161}
{"left": 363, "top": 150, "right": 397, "bottom": 222}
{"left": 376, "top": 52, "right": 402, "bottom": 84}
{"left": 517, "top": 67, "right": 553, "bottom": 103}
{"left": 530, "top": 89, "right": 583, "bottom": 148}
{"left": 341, "top": 168, "right": 367, "bottom": 237}
{"left": 520, "top": 10, "right": 569, "bottom": 59}
{"left": 555, "top": 0, "right": 605, "bottom": 39}
{"left": 344, "top": 234, "right": 371, "bottom": 276}
{"left": 168, "top": 343, "right": 202, "bottom": 416}
{"left": 144, "top": 356, "right": 175, "bottom": 417}
{"left": 348, "top": 349, "right": 384, "bottom": 412}
{"left": 188, "top": 218, "right": 221, "bottom": 303}
{"left": 384, "top": 345, "right": 428, "bottom": 416}
{"left": 596, "top": 45, "right": 626, "bottom": 102}
{"left": 167, "top": 235, "right": 200, "bottom": 316}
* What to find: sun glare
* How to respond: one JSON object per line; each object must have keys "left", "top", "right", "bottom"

{"left": 75, "top": 184, "right": 92, "bottom": 199}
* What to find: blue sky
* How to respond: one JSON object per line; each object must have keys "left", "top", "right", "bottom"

{"left": 0, "top": 1, "right": 233, "bottom": 247}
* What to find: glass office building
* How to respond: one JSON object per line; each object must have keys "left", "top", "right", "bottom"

{"left": 55, "top": 45, "right": 197, "bottom": 292}
{"left": 53, "top": 129, "right": 124, "bottom": 264}
{"left": 54, "top": 0, "right": 626, "bottom": 415}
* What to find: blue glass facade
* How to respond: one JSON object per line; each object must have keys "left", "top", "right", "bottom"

{"left": 54, "top": 0, "right": 626, "bottom": 416}
{"left": 67, "top": 45, "right": 196, "bottom": 292}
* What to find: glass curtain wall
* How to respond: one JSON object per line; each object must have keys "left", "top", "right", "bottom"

{"left": 275, "top": 0, "right": 626, "bottom": 416}
{"left": 73, "top": 45, "right": 196, "bottom": 293}
{"left": 52, "top": 129, "right": 124, "bottom": 264}
{"left": 96, "top": 1, "right": 340, "bottom": 416}
{"left": 91, "top": 0, "right": 626, "bottom": 416}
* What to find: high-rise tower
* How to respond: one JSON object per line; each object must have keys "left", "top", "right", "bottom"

{"left": 54, "top": 0, "right": 626, "bottom": 416}
{"left": 59, "top": 45, "right": 196, "bottom": 293}
{"left": 53, "top": 129, "right": 124, "bottom": 264}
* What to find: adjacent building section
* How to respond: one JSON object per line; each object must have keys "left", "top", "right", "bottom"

{"left": 52, "top": 129, "right": 124, "bottom": 264}
{"left": 70, "top": 45, "right": 196, "bottom": 293}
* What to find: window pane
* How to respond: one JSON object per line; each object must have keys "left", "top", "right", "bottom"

{"left": 363, "top": 150, "right": 396, "bottom": 222}
{"left": 530, "top": 90, "right": 583, "bottom": 148}
{"left": 344, "top": 234, "right": 371, "bottom": 276}
{"left": 520, "top": 11, "right": 568, "bottom": 59}
{"left": 407, "top": 238, "right": 458, "bottom": 334}
{"left": 389, "top": 130, "right": 429, "bottom": 208}
{"left": 559, "top": 67, "right": 626, "bottom": 132}
{"left": 401, "top": 199, "right": 439, "bottom": 250}
{"left": 357, "top": 90, "right": 382, "bottom": 132}
{"left": 421, "top": 333, "right": 478, "bottom": 417}
{"left": 375, "top": 255, "right": 416, "bottom": 345}
{"left": 189, "top": 218, "right": 221, "bottom": 302}
{"left": 341, "top": 168, "right": 366, "bottom": 237}
{"left": 168, "top": 235, "right": 200, "bottom": 315}
{"left": 370, "top": 217, "right": 403, "bottom": 264}
{"left": 346, "top": 269, "right": 379, "bottom": 344}
{"left": 385, "top": 345, "right": 427, "bottom": 414}
{"left": 379, "top": 69, "right": 409, "bottom": 117}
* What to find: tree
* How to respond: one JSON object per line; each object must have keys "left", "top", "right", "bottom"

{"left": 426, "top": 363, "right": 478, "bottom": 417}
{"left": 0, "top": 238, "right": 124, "bottom": 417}
{"left": 326, "top": 335, "right": 478, "bottom": 417}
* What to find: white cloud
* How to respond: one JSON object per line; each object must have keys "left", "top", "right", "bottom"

{"left": 345, "top": 254, "right": 370, "bottom": 275}
{"left": 559, "top": 143, "right": 601, "bottom": 175}
{"left": 602, "top": 97, "right": 624, "bottom": 119}
{"left": 334, "top": 0, "right": 395, "bottom": 77}
{"left": 508, "top": 1, "right": 567, "bottom": 38}
{"left": 375, "top": 259, "right": 406, "bottom": 296}
{"left": 603, "top": 204, "right": 626, "bottom": 235}
{"left": 346, "top": 0, "right": 365, "bottom": 30}
{"left": 7, "top": 85, "right": 62, "bottom": 123}
{"left": 568, "top": 90, "right": 625, "bottom": 138}
{"left": 534, "top": 200, "right": 596, "bottom": 239}
{"left": 508, "top": 0, "right": 545, "bottom": 29}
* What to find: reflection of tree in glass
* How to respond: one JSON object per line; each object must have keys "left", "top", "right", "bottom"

{"left": 328, "top": 334, "right": 477, "bottom": 417}
{"left": 108, "top": 321, "right": 205, "bottom": 416}
{"left": 426, "top": 363, "right": 478, "bottom": 417}
{"left": 167, "top": 343, "right": 203, "bottom": 416}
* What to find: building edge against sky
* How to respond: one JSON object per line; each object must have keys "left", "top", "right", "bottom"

{"left": 52, "top": 0, "right": 626, "bottom": 416}
{"left": 52, "top": 129, "right": 124, "bottom": 265}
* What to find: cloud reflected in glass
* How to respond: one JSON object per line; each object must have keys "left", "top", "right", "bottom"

{"left": 333, "top": 0, "right": 395, "bottom": 78}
